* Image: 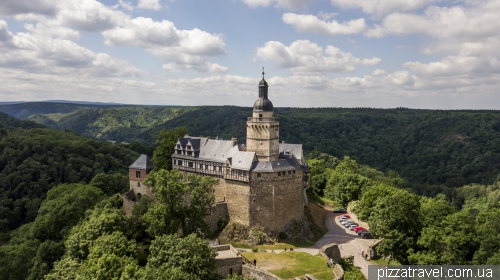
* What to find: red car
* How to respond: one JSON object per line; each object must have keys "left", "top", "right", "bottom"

{"left": 338, "top": 214, "right": 351, "bottom": 220}
{"left": 354, "top": 226, "right": 366, "bottom": 233}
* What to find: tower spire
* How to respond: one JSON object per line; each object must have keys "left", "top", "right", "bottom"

{"left": 262, "top": 67, "right": 265, "bottom": 79}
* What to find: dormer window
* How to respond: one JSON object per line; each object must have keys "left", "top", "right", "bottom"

{"left": 176, "top": 144, "right": 180, "bottom": 148}
{"left": 187, "top": 145, "right": 191, "bottom": 150}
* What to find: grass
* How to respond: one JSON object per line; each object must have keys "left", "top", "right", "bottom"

{"left": 342, "top": 260, "right": 366, "bottom": 280}
{"left": 241, "top": 251, "right": 332, "bottom": 280}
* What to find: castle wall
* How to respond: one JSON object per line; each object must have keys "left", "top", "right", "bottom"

{"left": 129, "top": 168, "right": 147, "bottom": 182}
{"left": 249, "top": 170, "right": 304, "bottom": 232}
{"left": 224, "top": 179, "right": 251, "bottom": 226}
{"left": 205, "top": 202, "right": 229, "bottom": 233}
{"left": 129, "top": 179, "right": 155, "bottom": 198}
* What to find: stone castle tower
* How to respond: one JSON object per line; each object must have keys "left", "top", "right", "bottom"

{"left": 125, "top": 70, "right": 310, "bottom": 235}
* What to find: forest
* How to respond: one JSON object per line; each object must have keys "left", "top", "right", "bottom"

{"left": 309, "top": 153, "right": 500, "bottom": 265}
{"left": 3, "top": 103, "right": 500, "bottom": 194}
{"left": 1, "top": 108, "right": 500, "bottom": 278}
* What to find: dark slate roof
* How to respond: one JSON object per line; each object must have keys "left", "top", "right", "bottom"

{"left": 129, "top": 154, "right": 154, "bottom": 170}
{"left": 251, "top": 157, "right": 302, "bottom": 172}
{"left": 253, "top": 97, "right": 274, "bottom": 112}
{"left": 279, "top": 143, "right": 303, "bottom": 163}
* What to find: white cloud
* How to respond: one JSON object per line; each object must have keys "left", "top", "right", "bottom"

{"left": 364, "top": 1, "right": 500, "bottom": 57}
{"left": 0, "top": 19, "right": 141, "bottom": 77}
{"left": 57, "top": 0, "right": 128, "bottom": 32}
{"left": 0, "top": 0, "right": 58, "bottom": 16}
{"left": 317, "top": 11, "right": 338, "bottom": 21}
{"left": 405, "top": 56, "right": 500, "bottom": 77}
{"left": 330, "top": 0, "right": 437, "bottom": 19}
{"left": 241, "top": 0, "right": 313, "bottom": 10}
{"left": 103, "top": 17, "right": 227, "bottom": 73}
{"left": 371, "top": 69, "right": 386, "bottom": 75}
{"left": 255, "top": 40, "right": 381, "bottom": 74}
{"left": 282, "top": 13, "right": 367, "bottom": 35}
{"left": 362, "top": 57, "right": 382, "bottom": 66}
{"left": 137, "top": 0, "right": 161, "bottom": 11}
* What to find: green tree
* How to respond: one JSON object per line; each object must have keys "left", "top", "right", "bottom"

{"left": 324, "top": 156, "right": 371, "bottom": 207}
{"left": 90, "top": 173, "right": 129, "bottom": 196}
{"left": 143, "top": 169, "right": 189, "bottom": 237}
{"left": 355, "top": 183, "right": 397, "bottom": 221}
{"left": 473, "top": 208, "right": 500, "bottom": 264}
{"left": 145, "top": 234, "right": 218, "bottom": 280}
{"left": 152, "top": 127, "right": 189, "bottom": 171}
{"left": 65, "top": 207, "right": 128, "bottom": 260}
{"left": 183, "top": 174, "right": 216, "bottom": 235}
{"left": 369, "top": 189, "right": 421, "bottom": 264}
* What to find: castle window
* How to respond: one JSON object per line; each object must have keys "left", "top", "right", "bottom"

{"left": 293, "top": 170, "right": 296, "bottom": 174}
{"left": 137, "top": 182, "right": 140, "bottom": 188}
{"left": 238, "top": 170, "right": 242, "bottom": 176}
{"left": 176, "top": 150, "right": 180, "bottom": 154}
{"left": 257, "top": 173, "right": 261, "bottom": 177}
{"left": 277, "top": 172, "right": 281, "bottom": 176}
{"left": 136, "top": 171, "right": 141, "bottom": 178}
{"left": 199, "top": 164, "right": 202, "bottom": 169}
{"left": 188, "top": 151, "right": 193, "bottom": 156}
{"left": 259, "top": 114, "right": 262, "bottom": 118}
{"left": 176, "top": 144, "right": 180, "bottom": 148}
{"left": 188, "top": 162, "right": 193, "bottom": 168}
{"left": 288, "top": 171, "right": 291, "bottom": 175}
{"left": 178, "top": 160, "right": 183, "bottom": 166}
{"left": 187, "top": 145, "right": 191, "bottom": 150}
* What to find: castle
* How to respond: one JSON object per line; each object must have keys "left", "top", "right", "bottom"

{"left": 125, "top": 70, "right": 310, "bottom": 234}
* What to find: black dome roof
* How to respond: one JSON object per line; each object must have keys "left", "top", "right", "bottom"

{"left": 259, "top": 78, "right": 268, "bottom": 87}
{"left": 253, "top": 97, "right": 273, "bottom": 112}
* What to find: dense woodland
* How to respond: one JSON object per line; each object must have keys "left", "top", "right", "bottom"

{"left": 4, "top": 103, "right": 500, "bottom": 194}
{"left": 309, "top": 153, "right": 500, "bottom": 265}
{"left": 1, "top": 106, "right": 500, "bottom": 278}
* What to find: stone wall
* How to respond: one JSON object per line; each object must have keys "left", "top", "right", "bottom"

{"left": 122, "top": 190, "right": 137, "bottom": 217}
{"left": 249, "top": 170, "right": 304, "bottom": 233}
{"left": 205, "top": 201, "right": 229, "bottom": 233}
{"left": 214, "top": 245, "right": 242, "bottom": 278}
{"left": 129, "top": 179, "right": 155, "bottom": 198}
{"left": 215, "top": 179, "right": 251, "bottom": 226}
{"left": 242, "top": 264, "right": 282, "bottom": 280}
{"left": 318, "top": 243, "right": 345, "bottom": 280}
{"left": 319, "top": 243, "right": 342, "bottom": 263}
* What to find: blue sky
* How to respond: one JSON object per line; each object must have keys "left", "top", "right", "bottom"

{"left": 1, "top": 0, "right": 499, "bottom": 109}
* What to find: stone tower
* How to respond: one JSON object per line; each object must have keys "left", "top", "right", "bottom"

{"left": 246, "top": 69, "right": 280, "bottom": 161}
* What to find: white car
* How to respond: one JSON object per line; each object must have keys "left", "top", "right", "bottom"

{"left": 348, "top": 224, "right": 358, "bottom": 230}
{"left": 340, "top": 219, "right": 352, "bottom": 225}
{"left": 339, "top": 216, "right": 349, "bottom": 221}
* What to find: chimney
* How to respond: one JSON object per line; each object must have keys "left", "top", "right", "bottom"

{"left": 231, "top": 137, "right": 237, "bottom": 146}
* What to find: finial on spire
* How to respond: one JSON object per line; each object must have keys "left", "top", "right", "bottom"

{"left": 262, "top": 67, "right": 265, "bottom": 79}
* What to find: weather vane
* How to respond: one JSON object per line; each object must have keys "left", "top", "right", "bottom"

{"left": 262, "top": 67, "right": 265, "bottom": 79}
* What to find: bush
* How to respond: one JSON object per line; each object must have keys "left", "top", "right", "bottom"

{"left": 252, "top": 247, "right": 258, "bottom": 252}
{"left": 279, "top": 232, "right": 288, "bottom": 239}
{"left": 218, "top": 218, "right": 228, "bottom": 230}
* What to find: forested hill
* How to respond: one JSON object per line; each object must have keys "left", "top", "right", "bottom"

{"left": 4, "top": 103, "right": 500, "bottom": 193}
{"left": 0, "top": 112, "right": 139, "bottom": 241}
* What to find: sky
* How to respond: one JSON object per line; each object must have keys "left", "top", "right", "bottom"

{"left": 1, "top": 0, "right": 499, "bottom": 109}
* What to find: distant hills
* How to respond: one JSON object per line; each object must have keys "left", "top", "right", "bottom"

{"left": 2, "top": 102, "right": 500, "bottom": 194}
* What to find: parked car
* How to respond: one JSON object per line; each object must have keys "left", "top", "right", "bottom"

{"left": 362, "top": 233, "right": 373, "bottom": 239}
{"left": 339, "top": 216, "right": 349, "bottom": 221}
{"left": 358, "top": 230, "right": 369, "bottom": 236}
{"left": 354, "top": 227, "right": 365, "bottom": 233}
{"left": 340, "top": 219, "right": 352, "bottom": 225}
{"left": 333, "top": 209, "right": 347, "bottom": 213}
{"left": 345, "top": 222, "right": 358, "bottom": 228}
{"left": 348, "top": 224, "right": 358, "bottom": 230}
